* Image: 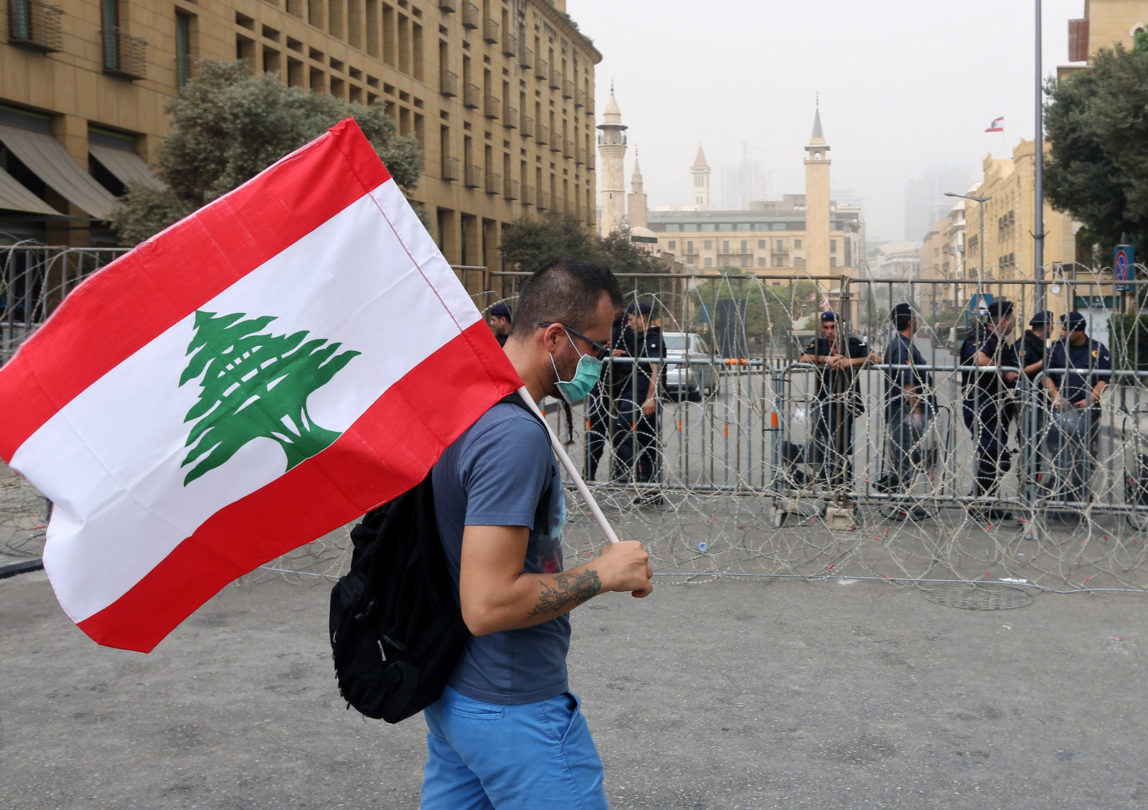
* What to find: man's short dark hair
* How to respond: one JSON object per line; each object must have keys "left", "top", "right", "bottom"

{"left": 509, "top": 258, "right": 623, "bottom": 339}
{"left": 891, "top": 302, "right": 914, "bottom": 332}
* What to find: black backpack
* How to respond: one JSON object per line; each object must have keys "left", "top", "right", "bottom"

{"left": 329, "top": 471, "right": 470, "bottom": 723}
{"left": 329, "top": 394, "right": 541, "bottom": 723}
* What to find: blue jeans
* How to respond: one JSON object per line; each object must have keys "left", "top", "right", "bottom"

{"left": 421, "top": 687, "right": 607, "bottom": 810}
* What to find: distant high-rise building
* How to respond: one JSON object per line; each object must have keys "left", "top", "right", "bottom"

{"left": 904, "top": 164, "right": 972, "bottom": 242}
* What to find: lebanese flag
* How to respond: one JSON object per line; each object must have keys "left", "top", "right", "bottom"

{"left": 0, "top": 119, "right": 521, "bottom": 652}
{"left": 985, "top": 116, "right": 1004, "bottom": 133}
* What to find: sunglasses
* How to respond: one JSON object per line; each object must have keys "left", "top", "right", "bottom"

{"left": 537, "top": 321, "right": 611, "bottom": 360}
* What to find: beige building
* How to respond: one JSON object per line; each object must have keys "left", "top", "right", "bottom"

{"left": 1, "top": 0, "right": 599, "bottom": 272}
{"left": 645, "top": 108, "right": 864, "bottom": 290}
{"left": 1067, "top": 0, "right": 1148, "bottom": 63}
{"left": 962, "top": 140, "right": 1082, "bottom": 316}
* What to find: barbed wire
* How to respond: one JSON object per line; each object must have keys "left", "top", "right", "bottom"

{"left": 5, "top": 247, "right": 1148, "bottom": 596}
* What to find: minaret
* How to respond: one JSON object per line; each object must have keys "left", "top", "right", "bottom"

{"left": 691, "top": 145, "right": 711, "bottom": 210}
{"left": 627, "top": 148, "right": 648, "bottom": 230}
{"left": 804, "top": 100, "right": 831, "bottom": 277}
{"left": 597, "top": 86, "right": 628, "bottom": 236}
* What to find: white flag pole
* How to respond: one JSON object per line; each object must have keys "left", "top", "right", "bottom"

{"left": 515, "top": 386, "right": 621, "bottom": 545}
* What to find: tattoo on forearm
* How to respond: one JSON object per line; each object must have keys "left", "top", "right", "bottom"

{"left": 528, "top": 569, "right": 602, "bottom": 618}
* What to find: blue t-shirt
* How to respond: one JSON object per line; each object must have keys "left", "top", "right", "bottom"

{"left": 432, "top": 402, "right": 570, "bottom": 705}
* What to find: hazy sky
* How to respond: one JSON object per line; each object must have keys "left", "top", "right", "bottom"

{"left": 566, "top": 0, "right": 1085, "bottom": 243}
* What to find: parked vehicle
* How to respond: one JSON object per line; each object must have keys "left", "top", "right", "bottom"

{"left": 661, "top": 331, "right": 720, "bottom": 401}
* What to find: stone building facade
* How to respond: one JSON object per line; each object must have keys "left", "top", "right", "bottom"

{"left": 1, "top": 0, "right": 599, "bottom": 271}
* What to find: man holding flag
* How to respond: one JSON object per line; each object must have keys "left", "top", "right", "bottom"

{"left": 423, "top": 257, "right": 652, "bottom": 808}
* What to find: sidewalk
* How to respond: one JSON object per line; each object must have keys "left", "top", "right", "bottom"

{"left": 3, "top": 565, "right": 1146, "bottom": 809}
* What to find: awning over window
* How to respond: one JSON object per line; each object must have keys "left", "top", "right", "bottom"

{"left": 0, "top": 124, "right": 116, "bottom": 219}
{"left": 89, "top": 143, "right": 166, "bottom": 192}
{"left": 0, "top": 165, "right": 63, "bottom": 216}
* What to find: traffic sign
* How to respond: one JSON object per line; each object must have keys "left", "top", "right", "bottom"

{"left": 969, "top": 293, "right": 994, "bottom": 315}
{"left": 1114, "top": 245, "right": 1135, "bottom": 291}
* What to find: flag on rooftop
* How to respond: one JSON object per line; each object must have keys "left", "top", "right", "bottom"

{"left": 0, "top": 119, "right": 521, "bottom": 652}
{"left": 984, "top": 117, "right": 1004, "bottom": 133}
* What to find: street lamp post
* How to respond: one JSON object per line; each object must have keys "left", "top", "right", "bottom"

{"left": 945, "top": 192, "right": 991, "bottom": 300}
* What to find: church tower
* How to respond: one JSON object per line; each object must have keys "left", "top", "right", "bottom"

{"left": 627, "top": 148, "right": 648, "bottom": 230}
{"left": 804, "top": 101, "right": 831, "bottom": 277}
{"left": 597, "top": 87, "right": 628, "bottom": 236}
{"left": 691, "top": 145, "right": 711, "bottom": 210}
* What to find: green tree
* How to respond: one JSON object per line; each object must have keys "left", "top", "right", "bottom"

{"left": 498, "top": 214, "right": 665, "bottom": 298}
{"left": 1044, "top": 40, "right": 1148, "bottom": 254}
{"left": 179, "top": 310, "right": 360, "bottom": 485}
{"left": 107, "top": 60, "right": 422, "bottom": 245}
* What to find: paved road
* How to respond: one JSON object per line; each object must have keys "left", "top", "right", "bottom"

{"left": 3, "top": 565, "right": 1147, "bottom": 809}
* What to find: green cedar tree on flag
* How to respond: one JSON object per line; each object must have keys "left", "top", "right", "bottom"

{"left": 0, "top": 119, "right": 521, "bottom": 652}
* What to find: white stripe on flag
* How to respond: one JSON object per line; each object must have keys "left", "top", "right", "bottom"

{"left": 17, "top": 178, "right": 479, "bottom": 623}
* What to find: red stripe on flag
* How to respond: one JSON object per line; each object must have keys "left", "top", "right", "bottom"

{"left": 76, "top": 321, "right": 520, "bottom": 652}
{"left": 0, "top": 120, "right": 389, "bottom": 461}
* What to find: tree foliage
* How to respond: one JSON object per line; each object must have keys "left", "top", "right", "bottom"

{"left": 107, "top": 60, "right": 422, "bottom": 245}
{"left": 689, "top": 270, "right": 820, "bottom": 340}
{"left": 1044, "top": 41, "right": 1148, "bottom": 253}
{"left": 499, "top": 212, "right": 664, "bottom": 295}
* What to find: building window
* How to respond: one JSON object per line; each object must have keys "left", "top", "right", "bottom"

{"left": 831, "top": 239, "right": 837, "bottom": 253}
{"left": 175, "top": 12, "right": 193, "bottom": 89}
{"left": 704, "top": 258, "right": 712, "bottom": 268}
{"left": 830, "top": 257, "right": 837, "bottom": 268}
{"left": 694, "top": 175, "right": 704, "bottom": 187}
{"left": 758, "top": 239, "right": 766, "bottom": 249}
{"left": 794, "top": 239, "right": 802, "bottom": 248}
{"left": 722, "top": 240, "right": 729, "bottom": 252}
{"left": 703, "top": 240, "right": 712, "bottom": 250}
{"left": 668, "top": 240, "right": 676, "bottom": 250}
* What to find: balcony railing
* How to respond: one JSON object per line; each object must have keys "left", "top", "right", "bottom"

{"left": 549, "top": 67, "right": 561, "bottom": 90}
{"left": 504, "top": 177, "right": 518, "bottom": 200}
{"left": 563, "top": 79, "right": 574, "bottom": 100}
{"left": 465, "top": 164, "right": 482, "bottom": 188}
{"left": 575, "top": 88, "right": 586, "bottom": 109}
{"left": 442, "top": 155, "right": 460, "bottom": 181}
{"left": 520, "top": 46, "right": 533, "bottom": 69}
{"left": 7, "top": 0, "right": 63, "bottom": 52}
{"left": 461, "top": 1, "right": 479, "bottom": 29}
{"left": 536, "top": 123, "right": 548, "bottom": 145}
{"left": 485, "top": 171, "right": 501, "bottom": 195}
{"left": 438, "top": 0, "right": 457, "bottom": 11}
{"left": 522, "top": 185, "right": 534, "bottom": 206}
{"left": 440, "top": 70, "right": 459, "bottom": 96}
{"left": 502, "top": 31, "right": 517, "bottom": 57}
{"left": 463, "top": 82, "right": 480, "bottom": 108}
{"left": 537, "top": 190, "right": 549, "bottom": 210}
{"left": 502, "top": 101, "right": 518, "bottom": 129}
{"left": 482, "top": 18, "right": 499, "bottom": 44}
{"left": 575, "top": 146, "right": 585, "bottom": 166}
{"left": 521, "top": 115, "right": 534, "bottom": 139}
{"left": 101, "top": 27, "right": 147, "bottom": 79}
{"left": 484, "top": 94, "right": 499, "bottom": 119}
{"left": 535, "top": 57, "right": 548, "bottom": 80}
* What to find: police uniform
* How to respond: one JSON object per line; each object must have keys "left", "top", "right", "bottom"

{"left": 612, "top": 318, "right": 665, "bottom": 488}
{"left": 960, "top": 319, "right": 1019, "bottom": 499}
{"left": 803, "top": 331, "right": 869, "bottom": 489}
{"left": 881, "top": 305, "right": 934, "bottom": 493}
{"left": 1045, "top": 322, "right": 1112, "bottom": 504}
{"left": 583, "top": 313, "right": 627, "bottom": 480}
